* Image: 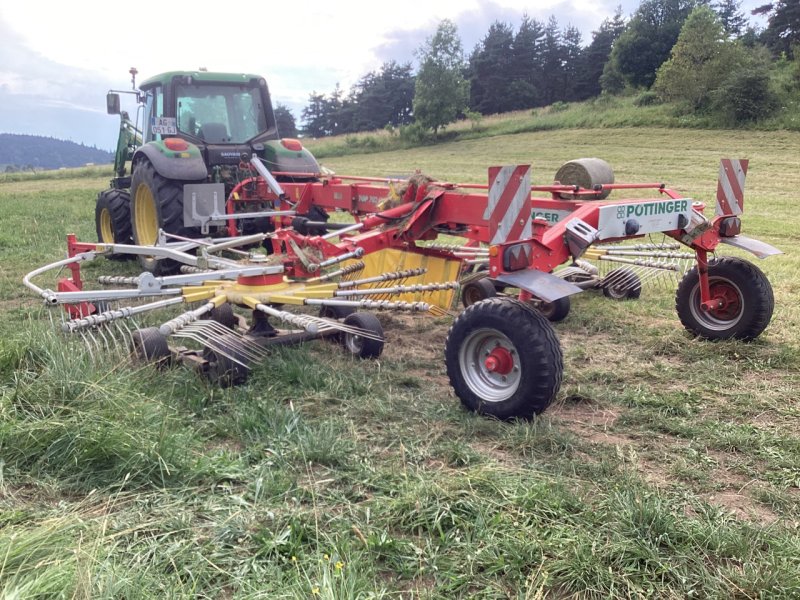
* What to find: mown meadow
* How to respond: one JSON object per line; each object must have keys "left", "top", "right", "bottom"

{"left": 1, "top": 126, "right": 799, "bottom": 598}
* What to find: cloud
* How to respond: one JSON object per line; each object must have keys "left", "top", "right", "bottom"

{"left": 0, "top": 17, "right": 122, "bottom": 148}
{"left": 375, "top": 0, "right": 640, "bottom": 66}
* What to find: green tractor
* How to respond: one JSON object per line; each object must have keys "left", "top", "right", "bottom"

{"left": 99, "top": 68, "right": 320, "bottom": 271}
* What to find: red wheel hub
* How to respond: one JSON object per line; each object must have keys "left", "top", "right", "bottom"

{"left": 484, "top": 347, "right": 514, "bottom": 375}
{"left": 707, "top": 282, "right": 742, "bottom": 320}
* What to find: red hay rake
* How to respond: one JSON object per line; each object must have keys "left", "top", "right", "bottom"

{"left": 23, "top": 158, "right": 781, "bottom": 419}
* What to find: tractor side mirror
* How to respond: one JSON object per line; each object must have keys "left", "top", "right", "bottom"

{"left": 106, "top": 93, "right": 121, "bottom": 115}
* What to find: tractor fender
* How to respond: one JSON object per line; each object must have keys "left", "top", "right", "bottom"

{"left": 134, "top": 142, "right": 208, "bottom": 182}
{"left": 261, "top": 139, "right": 320, "bottom": 176}
{"left": 494, "top": 270, "right": 583, "bottom": 303}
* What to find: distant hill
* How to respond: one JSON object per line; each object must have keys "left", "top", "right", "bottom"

{"left": 0, "top": 133, "right": 113, "bottom": 171}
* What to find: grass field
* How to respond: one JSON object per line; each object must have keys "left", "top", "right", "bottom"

{"left": 1, "top": 127, "right": 799, "bottom": 598}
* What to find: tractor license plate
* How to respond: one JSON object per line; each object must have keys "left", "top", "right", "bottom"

{"left": 151, "top": 117, "right": 177, "bottom": 135}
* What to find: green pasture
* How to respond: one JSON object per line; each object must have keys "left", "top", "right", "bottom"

{"left": 1, "top": 127, "right": 798, "bottom": 598}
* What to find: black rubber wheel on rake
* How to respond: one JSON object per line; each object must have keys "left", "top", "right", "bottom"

{"left": 95, "top": 189, "right": 133, "bottom": 258}
{"left": 319, "top": 305, "right": 357, "bottom": 343}
{"left": 537, "top": 296, "right": 571, "bottom": 322}
{"left": 342, "top": 312, "right": 384, "bottom": 359}
{"left": 445, "top": 297, "right": 563, "bottom": 420}
{"left": 130, "top": 158, "right": 202, "bottom": 275}
{"left": 602, "top": 268, "right": 642, "bottom": 300}
{"left": 319, "top": 305, "right": 357, "bottom": 320}
{"left": 461, "top": 278, "right": 498, "bottom": 308}
{"left": 131, "top": 327, "right": 171, "bottom": 365}
{"left": 204, "top": 338, "right": 251, "bottom": 388}
{"left": 675, "top": 257, "right": 774, "bottom": 341}
{"left": 210, "top": 304, "right": 238, "bottom": 330}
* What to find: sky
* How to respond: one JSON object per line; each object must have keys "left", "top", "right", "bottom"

{"left": 0, "top": 0, "right": 768, "bottom": 151}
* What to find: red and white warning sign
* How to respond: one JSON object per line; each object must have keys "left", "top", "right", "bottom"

{"left": 484, "top": 165, "right": 532, "bottom": 245}
{"left": 715, "top": 158, "right": 748, "bottom": 217}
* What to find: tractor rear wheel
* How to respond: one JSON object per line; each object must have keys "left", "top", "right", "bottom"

{"left": 445, "top": 297, "right": 563, "bottom": 420}
{"left": 95, "top": 189, "right": 133, "bottom": 257}
{"left": 675, "top": 257, "right": 774, "bottom": 341}
{"left": 131, "top": 159, "right": 200, "bottom": 274}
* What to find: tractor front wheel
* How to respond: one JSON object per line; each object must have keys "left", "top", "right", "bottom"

{"left": 131, "top": 159, "right": 199, "bottom": 274}
{"left": 95, "top": 189, "right": 133, "bottom": 257}
{"left": 445, "top": 297, "right": 563, "bottom": 420}
{"left": 675, "top": 257, "right": 774, "bottom": 341}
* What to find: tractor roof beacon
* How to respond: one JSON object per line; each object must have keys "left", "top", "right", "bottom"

{"left": 97, "top": 68, "right": 321, "bottom": 273}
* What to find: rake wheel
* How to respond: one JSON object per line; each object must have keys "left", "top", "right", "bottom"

{"left": 461, "top": 277, "right": 497, "bottom": 308}
{"left": 204, "top": 335, "right": 252, "bottom": 387}
{"left": 210, "top": 304, "right": 238, "bottom": 330}
{"left": 131, "top": 327, "right": 171, "bottom": 365}
{"left": 602, "top": 268, "right": 642, "bottom": 300}
{"left": 342, "top": 312, "right": 384, "bottom": 359}
{"left": 537, "top": 296, "right": 571, "bottom": 322}
{"left": 445, "top": 297, "right": 563, "bottom": 420}
{"left": 319, "top": 305, "right": 357, "bottom": 320}
{"left": 676, "top": 257, "right": 774, "bottom": 341}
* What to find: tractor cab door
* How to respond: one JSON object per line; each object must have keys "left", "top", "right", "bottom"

{"left": 142, "top": 85, "right": 166, "bottom": 143}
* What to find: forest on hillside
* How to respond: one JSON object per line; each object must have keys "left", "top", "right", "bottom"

{"left": 293, "top": 0, "right": 798, "bottom": 138}
{"left": 0, "top": 134, "right": 113, "bottom": 172}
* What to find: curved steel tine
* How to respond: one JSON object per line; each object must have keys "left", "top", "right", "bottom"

{"left": 79, "top": 330, "right": 97, "bottom": 364}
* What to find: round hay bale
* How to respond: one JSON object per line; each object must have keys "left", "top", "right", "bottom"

{"left": 554, "top": 158, "right": 614, "bottom": 200}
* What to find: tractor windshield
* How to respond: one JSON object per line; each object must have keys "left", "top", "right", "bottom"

{"left": 175, "top": 82, "right": 268, "bottom": 144}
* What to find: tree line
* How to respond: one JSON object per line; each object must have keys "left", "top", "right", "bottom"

{"left": 282, "top": 0, "right": 798, "bottom": 139}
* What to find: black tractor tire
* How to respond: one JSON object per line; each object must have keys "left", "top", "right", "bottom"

{"left": 131, "top": 327, "right": 171, "bottom": 365}
{"left": 445, "top": 297, "right": 563, "bottom": 420}
{"left": 461, "top": 277, "right": 498, "bottom": 308}
{"left": 342, "top": 312, "right": 384, "bottom": 359}
{"left": 537, "top": 296, "right": 571, "bottom": 322}
{"left": 675, "top": 257, "right": 774, "bottom": 341}
{"left": 95, "top": 189, "right": 133, "bottom": 258}
{"left": 602, "top": 268, "right": 642, "bottom": 300}
{"left": 130, "top": 159, "right": 201, "bottom": 274}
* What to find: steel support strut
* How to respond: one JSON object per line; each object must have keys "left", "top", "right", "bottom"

{"left": 695, "top": 249, "right": 719, "bottom": 312}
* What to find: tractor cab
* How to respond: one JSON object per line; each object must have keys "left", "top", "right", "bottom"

{"left": 138, "top": 72, "right": 281, "bottom": 170}
{"left": 140, "top": 72, "right": 278, "bottom": 146}
{"left": 99, "top": 69, "right": 321, "bottom": 269}
{"left": 106, "top": 70, "right": 319, "bottom": 187}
